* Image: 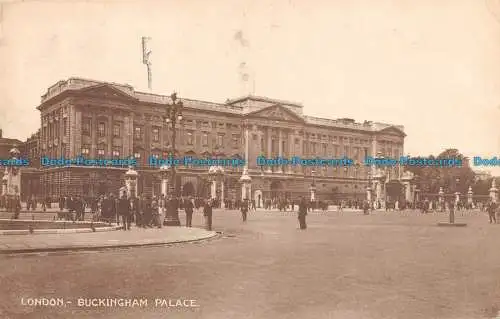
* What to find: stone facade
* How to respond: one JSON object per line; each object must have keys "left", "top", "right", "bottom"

{"left": 35, "top": 77, "right": 406, "bottom": 201}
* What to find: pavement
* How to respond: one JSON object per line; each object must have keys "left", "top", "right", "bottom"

{"left": 0, "top": 226, "right": 218, "bottom": 254}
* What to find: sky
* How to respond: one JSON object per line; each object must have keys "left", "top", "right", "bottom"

{"left": 1, "top": 0, "right": 500, "bottom": 174}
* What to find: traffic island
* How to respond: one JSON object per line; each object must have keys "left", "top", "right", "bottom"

{"left": 0, "top": 227, "right": 218, "bottom": 254}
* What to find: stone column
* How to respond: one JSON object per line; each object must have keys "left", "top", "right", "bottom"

{"left": 211, "top": 180, "right": 217, "bottom": 199}
{"left": 454, "top": 192, "right": 460, "bottom": 204}
{"left": 438, "top": 187, "right": 444, "bottom": 205}
{"left": 125, "top": 167, "right": 139, "bottom": 198}
{"left": 375, "top": 181, "right": 382, "bottom": 205}
{"left": 244, "top": 125, "right": 250, "bottom": 168}
{"left": 277, "top": 129, "right": 283, "bottom": 173}
{"left": 220, "top": 179, "right": 225, "bottom": 208}
{"left": 107, "top": 114, "right": 113, "bottom": 155}
{"left": 161, "top": 177, "right": 168, "bottom": 197}
{"left": 287, "top": 131, "right": 294, "bottom": 174}
{"left": 266, "top": 127, "right": 272, "bottom": 173}
{"left": 2, "top": 176, "right": 7, "bottom": 195}
{"left": 366, "top": 187, "right": 372, "bottom": 202}
{"left": 310, "top": 185, "right": 316, "bottom": 201}
{"left": 467, "top": 186, "right": 473, "bottom": 205}
{"left": 404, "top": 182, "right": 411, "bottom": 202}
{"left": 489, "top": 180, "right": 498, "bottom": 203}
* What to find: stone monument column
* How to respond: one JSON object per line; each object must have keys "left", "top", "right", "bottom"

{"left": 211, "top": 180, "right": 217, "bottom": 199}
{"left": 467, "top": 186, "right": 473, "bottom": 206}
{"left": 489, "top": 180, "right": 498, "bottom": 203}
{"left": 160, "top": 165, "right": 170, "bottom": 197}
{"left": 124, "top": 166, "right": 139, "bottom": 198}
{"left": 240, "top": 167, "right": 252, "bottom": 200}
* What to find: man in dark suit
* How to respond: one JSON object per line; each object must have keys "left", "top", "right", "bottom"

{"left": 184, "top": 196, "right": 194, "bottom": 227}
{"left": 241, "top": 198, "right": 249, "bottom": 222}
{"left": 298, "top": 196, "right": 308, "bottom": 230}
{"left": 203, "top": 198, "right": 213, "bottom": 231}
{"left": 118, "top": 192, "right": 131, "bottom": 230}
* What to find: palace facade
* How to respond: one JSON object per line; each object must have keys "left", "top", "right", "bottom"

{"left": 33, "top": 77, "right": 406, "bottom": 204}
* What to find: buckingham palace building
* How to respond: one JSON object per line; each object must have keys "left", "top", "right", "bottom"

{"left": 33, "top": 77, "right": 406, "bottom": 204}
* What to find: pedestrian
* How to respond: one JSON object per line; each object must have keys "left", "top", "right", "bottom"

{"left": 118, "top": 192, "right": 131, "bottom": 230}
{"left": 241, "top": 198, "right": 248, "bottom": 222}
{"left": 363, "top": 200, "right": 370, "bottom": 215}
{"left": 488, "top": 200, "right": 497, "bottom": 224}
{"left": 203, "top": 198, "right": 213, "bottom": 231}
{"left": 184, "top": 196, "right": 194, "bottom": 227}
{"left": 298, "top": 196, "right": 308, "bottom": 229}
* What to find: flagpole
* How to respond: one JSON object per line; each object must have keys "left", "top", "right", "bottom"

{"left": 142, "top": 37, "right": 152, "bottom": 91}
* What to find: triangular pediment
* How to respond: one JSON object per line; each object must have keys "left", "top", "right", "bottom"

{"left": 246, "top": 104, "right": 305, "bottom": 123}
{"left": 78, "top": 84, "right": 138, "bottom": 101}
{"left": 378, "top": 126, "right": 406, "bottom": 137}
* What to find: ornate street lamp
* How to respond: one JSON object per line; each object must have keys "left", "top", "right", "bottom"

{"left": 163, "top": 92, "right": 183, "bottom": 226}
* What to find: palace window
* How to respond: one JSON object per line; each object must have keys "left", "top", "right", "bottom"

{"left": 98, "top": 122, "right": 106, "bottom": 137}
{"left": 322, "top": 144, "right": 327, "bottom": 156}
{"left": 112, "top": 147, "right": 120, "bottom": 157}
{"left": 97, "top": 145, "right": 106, "bottom": 157}
{"left": 261, "top": 138, "right": 265, "bottom": 152}
{"left": 152, "top": 127, "right": 160, "bottom": 142}
{"left": 344, "top": 145, "right": 349, "bottom": 157}
{"left": 217, "top": 134, "right": 224, "bottom": 147}
{"left": 113, "top": 123, "right": 121, "bottom": 137}
{"left": 82, "top": 118, "right": 91, "bottom": 136}
{"left": 81, "top": 145, "right": 90, "bottom": 156}
{"left": 202, "top": 133, "right": 208, "bottom": 146}
{"left": 353, "top": 147, "right": 359, "bottom": 161}
{"left": 187, "top": 132, "right": 193, "bottom": 145}
{"left": 134, "top": 127, "right": 142, "bottom": 140}
{"left": 233, "top": 134, "right": 240, "bottom": 148}
{"left": 364, "top": 147, "right": 369, "bottom": 158}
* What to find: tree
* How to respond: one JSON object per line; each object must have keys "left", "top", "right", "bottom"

{"left": 403, "top": 149, "right": 476, "bottom": 194}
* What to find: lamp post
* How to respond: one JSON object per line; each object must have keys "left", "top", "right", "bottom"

{"left": 366, "top": 169, "right": 372, "bottom": 204}
{"left": 309, "top": 169, "right": 316, "bottom": 202}
{"left": 163, "top": 92, "right": 183, "bottom": 226}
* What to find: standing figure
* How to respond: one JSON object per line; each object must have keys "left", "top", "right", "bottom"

{"left": 203, "top": 198, "right": 213, "bottom": 231}
{"left": 184, "top": 196, "right": 194, "bottom": 227}
{"left": 298, "top": 196, "right": 308, "bottom": 230}
{"left": 241, "top": 198, "right": 249, "bottom": 222}
{"left": 488, "top": 200, "right": 497, "bottom": 224}
{"left": 118, "top": 192, "right": 131, "bottom": 230}
{"left": 363, "top": 200, "right": 370, "bottom": 215}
